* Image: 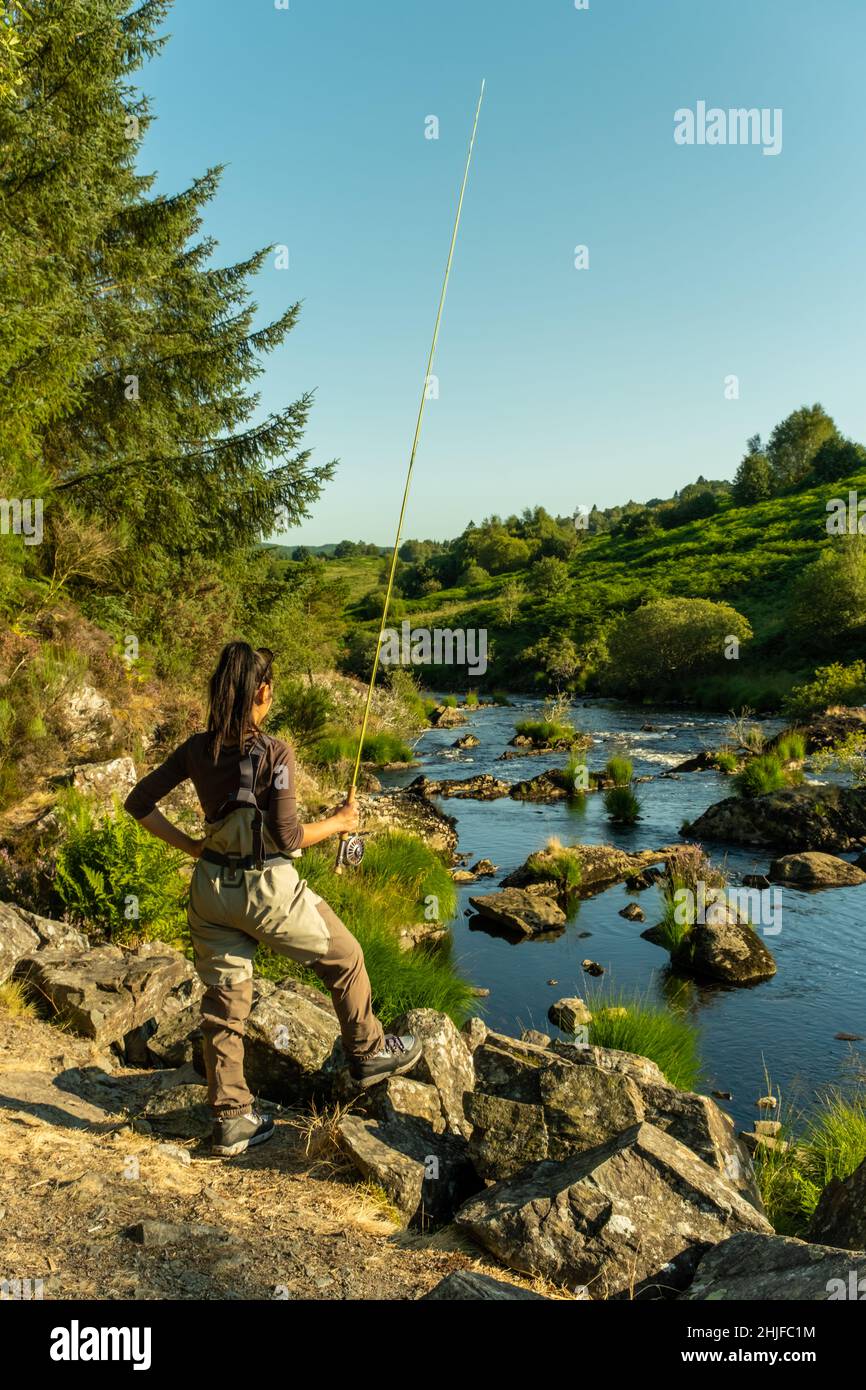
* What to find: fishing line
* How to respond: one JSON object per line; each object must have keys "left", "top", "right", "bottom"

{"left": 336, "top": 79, "right": 486, "bottom": 872}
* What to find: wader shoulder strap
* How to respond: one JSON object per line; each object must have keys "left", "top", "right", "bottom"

{"left": 214, "top": 741, "right": 267, "bottom": 869}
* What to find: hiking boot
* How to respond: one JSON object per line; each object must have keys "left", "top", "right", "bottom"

{"left": 349, "top": 1034, "right": 422, "bottom": 1088}
{"left": 212, "top": 1108, "right": 275, "bottom": 1157}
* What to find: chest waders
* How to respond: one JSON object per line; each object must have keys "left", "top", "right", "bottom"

{"left": 188, "top": 738, "right": 330, "bottom": 985}
{"left": 333, "top": 80, "right": 485, "bottom": 873}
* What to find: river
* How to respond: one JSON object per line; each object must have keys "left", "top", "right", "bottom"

{"left": 380, "top": 697, "right": 866, "bottom": 1132}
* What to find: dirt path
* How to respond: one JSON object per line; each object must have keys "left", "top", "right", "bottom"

{"left": 0, "top": 1011, "right": 552, "bottom": 1301}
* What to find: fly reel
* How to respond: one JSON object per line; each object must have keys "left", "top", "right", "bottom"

{"left": 335, "top": 832, "right": 366, "bottom": 873}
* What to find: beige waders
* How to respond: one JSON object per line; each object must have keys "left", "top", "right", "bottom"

{"left": 188, "top": 808, "right": 385, "bottom": 1117}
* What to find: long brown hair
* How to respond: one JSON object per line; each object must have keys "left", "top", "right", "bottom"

{"left": 206, "top": 642, "right": 274, "bottom": 762}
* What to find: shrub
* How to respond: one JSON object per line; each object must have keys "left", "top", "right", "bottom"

{"left": 519, "top": 838, "right": 583, "bottom": 893}
{"left": 603, "top": 786, "right": 640, "bottom": 824}
{"left": 603, "top": 597, "right": 752, "bottom": 696}
{"left": 53, "top": 791, "right": 188, "bottom": 945}
{"left": 272, "top": 679, "right": 334, "bottom": 752}
{"left": 784, "top": 661, "right": 866, "bottom": 720}
{"left": 515, "top": 718, "right": 577, "bottom": 747}
{"left": 464, "top": 690, "right": 479, "bottom": 708}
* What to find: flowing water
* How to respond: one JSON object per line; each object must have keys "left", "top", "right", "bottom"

{"left": 380, "top": 698, "right": 866, "bottom": 1132}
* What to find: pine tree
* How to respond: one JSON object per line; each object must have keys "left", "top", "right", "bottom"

{"left": 1, "top": 1, "right": 334, "bottom": 618}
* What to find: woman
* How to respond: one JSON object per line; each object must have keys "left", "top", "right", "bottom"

{"left": 124, "top": 641, "right": 421, "bottom": 1156}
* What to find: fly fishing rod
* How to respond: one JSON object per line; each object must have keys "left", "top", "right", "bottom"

{"left": 335, "top": 78, "right": 486, "bottom": 873}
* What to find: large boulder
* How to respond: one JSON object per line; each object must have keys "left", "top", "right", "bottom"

{"left": 0, "top": 903, "right": 88, "bottom": 981}
{"left": 336, "top": 1113, "right": 478, "bottom": 1226}
{"left": 807, "top": 1156, "right": 866, "bottom": 1250}
{"left": 768, "top": 851, "right": 866, "bottom": 888}
{"left": 455, "top": 1122, "right": 771, "bottom": 1298}
{"left": 680, "top": 1231, "right": 866, "bottom": 1300}
{"left": 686, "top": 784, "right": 866, "bottom": 852}
{"left": 429, "top": 705, "right": 467, "bottom": 728}
{"left": 466, "top": 1061, "right": 645, "bottom": 1182}
{"left": 671, "top": 918, "right": 776, "bottom": 985}
{"left": 470, "top": 1032, "right": 760, "bottom": 1208}
{"left": 0, "top": 903, "right": 39, "bottom": 983}
{"left": 391, "top": 1007, "right": 475, "bottom": 1139}
{"left": 242, "top": 978, "right": 342, "bottom": 1105}
{"left": 14, "top": 941, "right": 193, "bottom": 1045}
{"left": 468, "top": 888, "right": 566, "bottom": 937}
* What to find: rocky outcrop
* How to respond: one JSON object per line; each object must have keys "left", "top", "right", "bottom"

{"left": 465, "top": 1060, "right": 645, "bottom": 1182}
{"left": 769, "top": 709, "right": 866, "bottom": 755}
{"left": 429, "top": 705, "right": 467, "bottom": 728}
{"left": 468, "top": 1030, "right": 761, "bottom": 1209}
{"left": 468, "top": 888, "right": 566, "bottom": 937}
{"left": 807, "top": 1156, "right": 866, "bottom": 1250}
{"left": 548, "top": 997, "right": 591, "bottom": 1033}
{"left": 686, "top": 785, "right": 866, "bottom": 852}
{"left": 242, "top": 978, "right": 342, "bottom": 1104}
{"left": 680, "top": 1231, "right": 866, "bottom": 1300}
{"left": 508, "top": 771, "right": 571, "bottom": 802}
{"left": 768, "top": 851, "right": 866, "bottom": 888}
{"left": 502, "top": 844, "right": 679, "bottom": 899}
{"left": 390, "top": 1007, "right": 475, "bottom": 1139}
{"left": 14, "top": 941, "right": 193, "bottom": 1046}
{"left": 0, "top": 903, "right": 88, "bottom": 981}
{"left": 59, "top": 756, "right": 139, "bottom": 805}
{"left": 409, "top": 773, "right": 510, "bottom": 801}
{"left": 336, "top": 1112, "right": 478, "bottom": 1225}
{"left": 453, "top": 734, "right": 479, "bottom": 749}
{"left": 358, "top": 788, "right": 458, "bottom": 857}
{"left": 54, "top": 682, "right": 118, "bottom": 754}
{"left": 455, "top": 1122, "right": 771, "bottom": 1298}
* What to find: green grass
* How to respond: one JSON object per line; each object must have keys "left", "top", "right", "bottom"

{"left": 755, "top": 1089, "right": 866, "bottom": 1236}
{"left": 734, "top": 752, "right": 800, "bottom": 798}
{"left": 517, "top": 839, "right": 583, "bottom": 893}
{"left": 605, "top": 755, "right": 633, "bottom": 786}
{"left": 514, "top": 718, "right": 577, "bottom": 747}
{"left": 712, "top": 747, "right": 739, "bottom": 773}
{"left": 307, "top": 730, "right": 414, "bottom": 768}
{"left": 335, "top": 465, "right": 866, "bottom": 701}
{"left": 656, "top": 846, "right": 727, "bottom": 955}
{"left": 603, "top": 785, "right": 640, "bottom": 824}
{"left": 586, "top": 989, "right": 702, "bottom": 1092}
{"left": 464, "top": 690, "right": 479, "bottom": 707}
{"left": 775, "top": 731, "right": 806, "bottom": 762}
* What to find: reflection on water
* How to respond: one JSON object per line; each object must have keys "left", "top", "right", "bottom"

{"left": 380, "top": 696, "right": 866, "bottom": 1131}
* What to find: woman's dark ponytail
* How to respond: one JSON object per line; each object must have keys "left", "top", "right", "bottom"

{"left": 207, "top": 642, "right": 274, "bottom": 761}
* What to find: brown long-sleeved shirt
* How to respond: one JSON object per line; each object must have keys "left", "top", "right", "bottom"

{"left": 124, "top": 730, "right": 304, "bottom": 853}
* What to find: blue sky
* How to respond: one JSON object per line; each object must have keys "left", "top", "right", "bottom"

{"left": 138, "top": 0, "right": 866, "bottom": 545}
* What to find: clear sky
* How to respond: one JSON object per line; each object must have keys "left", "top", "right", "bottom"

{"left": 138, "top": 0, "right": 866, "bottom": 546}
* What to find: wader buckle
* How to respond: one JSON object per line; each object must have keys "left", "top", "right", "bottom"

{"left": 220, "top": 854, "right": 245, "bottom": 888}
